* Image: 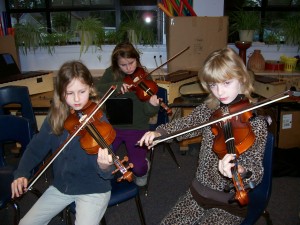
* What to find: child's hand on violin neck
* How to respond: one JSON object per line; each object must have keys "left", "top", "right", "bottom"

{"left": 97, "top": 147, "right": 113, "bottom": 170}
{"left": 218, "top": 154, "right": 245, "bottom": 178}
{"left": 149, "top": 95, "right": 160, "bottom": 106}
{"left": 120, "top": 83, "right": 133, "bottom": 94}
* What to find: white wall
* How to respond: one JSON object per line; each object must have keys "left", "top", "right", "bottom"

{"left": 193, "top": 0, "right": 224, "bottom": 16}
{"left": 19, "top": 45, "right": 168, "bottom": 73}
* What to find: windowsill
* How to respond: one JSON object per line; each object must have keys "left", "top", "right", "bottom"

{"left": 228, "top": 42, "right": 299, "bottom": 62}
{"left": 19, "top": 43, "right": 298, "bottom": 72}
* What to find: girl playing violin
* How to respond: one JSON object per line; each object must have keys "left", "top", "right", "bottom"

{"left": 11, "top": 61, "right": 115, "bottom": 225}
{"left": 95, "top": 42, "right": 160, "bottom": 186}
{"left": 138, "top": 47, "right": 269, "bottom": 224}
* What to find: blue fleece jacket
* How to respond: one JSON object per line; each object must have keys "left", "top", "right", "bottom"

{"left": 13, "top": 116, "right": 114, "bottom": 195}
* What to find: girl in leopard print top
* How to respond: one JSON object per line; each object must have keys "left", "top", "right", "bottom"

{"left": 138, "top": 47, "right": 268, "bottom": 225}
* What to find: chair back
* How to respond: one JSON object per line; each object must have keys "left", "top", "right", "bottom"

{"left": 0, "top": 115, "right": 32, "bottom": 166}
{"left": 241, "top": 132, "right": 274, "bottom": 225}
{"left": 0, "top": 115, "right": 32, "bottom": 224}
{"left": 0, "top": 86, "right": 38, "bottom": 137}
{"left": 149, "top": 87, "right": 169, "bottom": 131}
{"left": 105, "top": 98, "right": 133, "bottom": 125}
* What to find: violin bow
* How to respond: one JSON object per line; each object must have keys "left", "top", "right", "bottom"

{"left": 148, "top": 46, "right": 190, "bottom": 76}
{"left": 26, "top": 86, "right": 117, "bottom": 191}
{"left": 149, "top": 90, "right": 300, "bottom": 148}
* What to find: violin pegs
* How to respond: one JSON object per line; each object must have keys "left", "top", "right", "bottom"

{"left": 241, "top": 171, "right": 252, "bottom": 179}
{"left": 244, "top": 181, "right": 256, "bottom": 190}
{"left": 120, "top": 156, "right": 129, "bottom": 164}
{"left": 127, "top": 163, "right": 134, "bottom": 170}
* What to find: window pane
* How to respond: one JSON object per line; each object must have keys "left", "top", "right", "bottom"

{"left": 244, "top": 0, "right": 262, "bottom": 7}
{"left": 51, "top": 12, "right": 72, "bottom": 33}
{"left": 120, "top": 10, "right": 157, "bottom": 44}
{"left": 51, "top": 0, "right": 114, "bottom": 7}
{"left": 291, "top": 0, "right": 300, "bottom": 5}
{"left": 11, "top": 12, "right": 47, "bottom": 28}
{"left": 70, "top": 10, "right": 115, "bottom": 27}
{"left": 121, "top": 0, "right": 157, "bottom": 6}
{"left": 9, "top": 0, "right": 46, "bottom": 9}
{"left": 268, "top": 0, "right": 292, "bottom": 6}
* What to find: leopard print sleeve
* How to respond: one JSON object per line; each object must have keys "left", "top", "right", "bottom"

{"left": 156, "top": 103, "right": 213, "bottom": 142}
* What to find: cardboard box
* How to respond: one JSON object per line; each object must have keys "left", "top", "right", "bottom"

{"left": 0, "top": 35, "right": 20, "bottom": 69}
{"left": 278, "top": 109, "right": 300, "bottom": 149}
{"left": 166, "top": 16, "right": 228, "bottom": 73}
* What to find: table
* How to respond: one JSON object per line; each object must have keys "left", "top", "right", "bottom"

{"left": 170, "top": 95, "right": 207, "bottom": 152}
{"left": 252, "top": 70, "right": 300, "bottom": 98}
{"left": 252, "top": 70, "right": 300, "bottom": 148}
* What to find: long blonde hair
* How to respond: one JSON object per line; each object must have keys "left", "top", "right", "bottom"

{"left": 199, "top": 48, "right": 254, "bottom": 109}
{"left": 48, "top": 61, "right": 99, "bottom": 135}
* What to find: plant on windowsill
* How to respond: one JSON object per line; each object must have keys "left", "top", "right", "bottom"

{"left": 14, "top": 23, "right": 43, "bottom": 55}
{"left": 76, "top": 17, "right": 105, "bottom": 57}
{"left": 14, "top": 22, "right": 73, "bottom": 55}
{"left": 117, "top": 11, "right": 156, "bottom": 46}
{"left": 230, "top": 9, "right": 261, "bottom": 42}
{"left": 280, "top": 15, "right": 300, "bottom": 51}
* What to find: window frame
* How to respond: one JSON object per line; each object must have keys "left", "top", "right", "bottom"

{"left": 4, "top": 0, "right": 163, "bottom": 44}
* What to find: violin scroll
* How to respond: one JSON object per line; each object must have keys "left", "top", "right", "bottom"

{"left": 225, "top": 166, "right": 255, "bottom": 206}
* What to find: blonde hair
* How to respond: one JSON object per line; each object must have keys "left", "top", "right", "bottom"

{"left": 199, "top": 48, "right": 254, "bottom": 109}
{"left": 48, "top": 61, "right": 99, "bottom": 135}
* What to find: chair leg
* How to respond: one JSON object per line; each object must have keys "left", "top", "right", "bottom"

{"left": 135, "top": 194, "right": 146, "bottom": 225}
{"left": 100, "top": 216, "right": 107, "bottom": 225}
{"left": 262, "top": 210, "right": 273, "bottom": 225}
{"left": 164, "top": 143, "right": 180, "bottom": 168}
{"left": 10, "top": 200, "right": 20, "bottom": 225}
{"left": 145, "top": 148, "right": 155, "bottom": 196}
{"left": 145, "top": 143, "right": 180, "bottom": 196}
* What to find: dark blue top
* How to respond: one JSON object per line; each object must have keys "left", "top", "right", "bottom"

{"left": 14, "top": 115, "right": 114, "bottom": 195}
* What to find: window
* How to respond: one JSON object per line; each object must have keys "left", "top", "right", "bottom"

{"left": 225, "top": 0, "right": 300, "bottom": 44}
{"left": 5, "top": 0, "right": 162, "bottom": 44}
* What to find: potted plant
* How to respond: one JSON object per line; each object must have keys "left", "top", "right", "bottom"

{"left": 117, "top": 12, "right": 156, "bottom": 45}
{"left": 15, "top": 22, "right": 73, "bottom": 55}
{"left": 14, "top": 23, "right": 43, "bottom": 54}
{"left": 230, "top": 9, "right": 261, "bottom": 42}
{"left": 280, "top": 15, "right": 300, "bottom": 50}
{"left": 76, "top": 17, "right": 105, "bottom": 56}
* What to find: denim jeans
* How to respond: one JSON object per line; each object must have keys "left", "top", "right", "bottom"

{"left": 19, "top": 186, "right": 110, "bottom": 225}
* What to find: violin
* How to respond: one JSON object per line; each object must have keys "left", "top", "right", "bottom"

{"left": 210, "top": 97, "right": 256, "bottom": 206}
{"left": 117, "top": 47, "right": 191, "bottom": 115}
{"left": 123, "top": 67, "right": 172, "bottom": 115}
{"left": 64, "top": 100, "right": 134, "bottom": 182}
{"left": 210, "top": 98, "right": 255, "bottom": 159}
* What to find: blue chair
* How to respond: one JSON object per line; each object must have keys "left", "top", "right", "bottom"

{"left": 240, "top": 132, "right": 274, "bottom": 225}
{"left": 0, "top": 115, "right": 33, "bottom": 225}
{"left": 0, "top": 85, "right": 38, "bottom": 137}
{"left": 65, "top": 177, "right": 146, "bottom": 225}
{"left": 146, "top": 87, "right": 180, "bottom": 196}
{"left": 0, "top": 115, "right": 32, "bottom": 166}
